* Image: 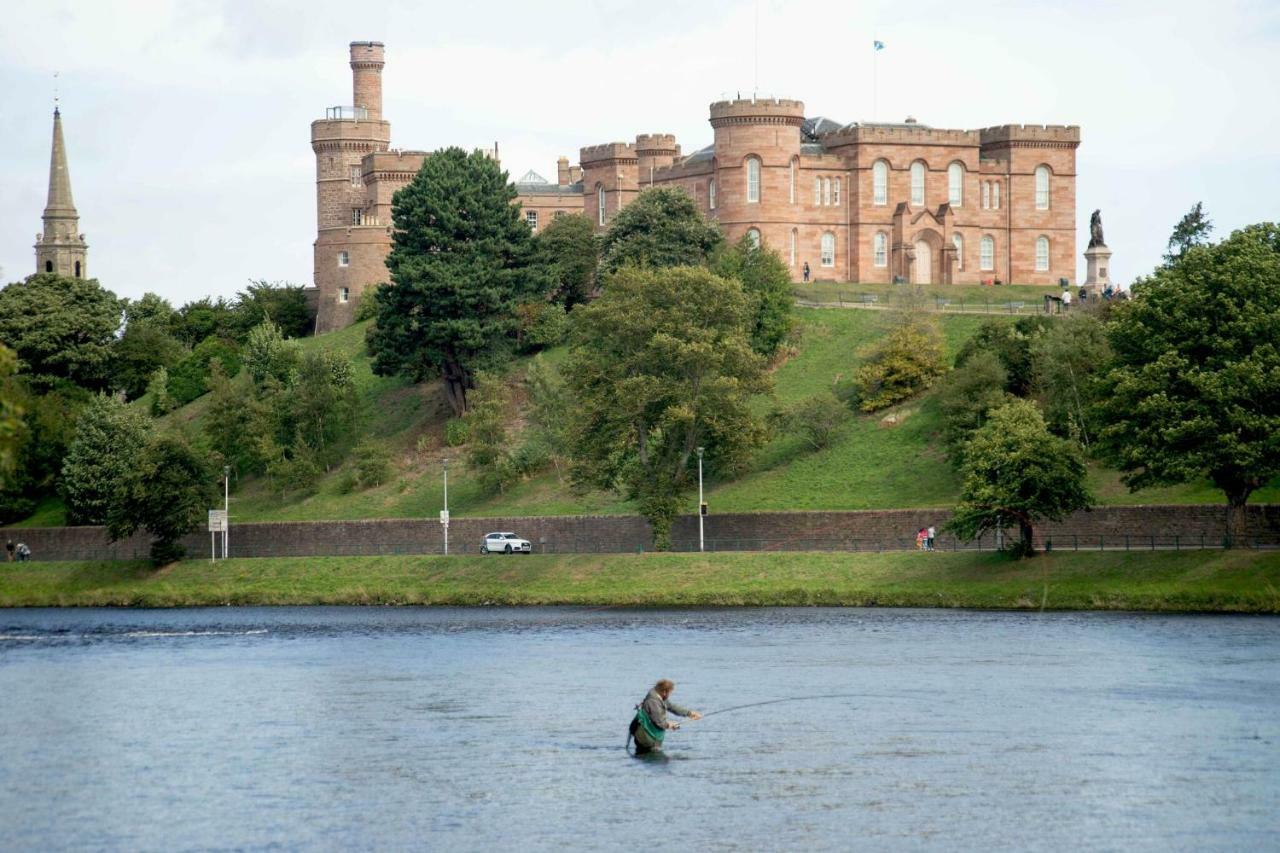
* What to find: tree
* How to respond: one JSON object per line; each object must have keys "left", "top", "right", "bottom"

{"left": 934, "top": 350, "right": 1012, "bottom": 462}
{"left": 535, "top": 212, "right": 598, "bottom": 308}
{"left": 167, "top": 337, "right": 242, "bottom": 406}
{"left": 367, "top": 147, "right": 540, "bottom": 415}
{"left": 464, "top": 371, "right": 514, "bottom": 493}
{"left": 0, "top": 383, "right": 89, "bottom": 521}
{"left": 1098, "top": 223, "right": 1280, "bottom": 542}
{"left": 173, "top": 297, "right": 237, "bottom": 347}
{"left": 203, "top": 360, "right": 272, "bottom": 476}
{"left": 0, "top": 273, "right": 123, "bottom": 391}
{"left": 243, "top": 320, "right": 300, "bottom": 385}
{"left": 711, "top": 236, "right": 795, "bottom": 357}
{"left": 282, "top": 349, "right": 358, "bottom": 470}
{"left": 59, "top": 394, "right": 152, "bottom": 525}
{"left": 946, "top": 399, "right": 1093, "bottom": 557}
{"left": 124, "top": 292, "right": 178, "bottom": 332}
{"left": 107, "top": 433, "right": 217, "bottom": 564}
{"left": 112, "top": 321, "right": 183, "bottom": 400}
{"left": 233, "top": 280, "right": 312, "bottom": 340}
{"left": 849, "top": 312, "right": 945, "bottom": 412}
{"left": 524, "top": 354, "right": 572, "bottom": 481}
{"left": 567, "top": 266, "right": 770, "bottom": 548}
{"left": 1164, "top": 202, "right": 1213, "bottom": 264}
{"left": 1031, "top": 314, "right": 1111, "bottom": 447}
{"left": 954, "top": 315, "right": 1054, "bottom": 397}
{"left": 147, "top": 367, "right": 176, "bottom": 416}
{"left": 0, "top": 346, "right": 22, "bottom": 485}
{"left": 599, "top": 187, "right": 723, "bottom": 273}
{"left": 770, "top": 393, "right": 849, "bottom": 451}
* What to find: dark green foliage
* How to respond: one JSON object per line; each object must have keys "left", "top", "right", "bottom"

{"left": 954, "top": 315, "right": 1054, "bottom": 397}
{"left": 1164, "top": 202, "right": 1213, "bottom": 264}
{"left": 770, "top": 393, "right": 849, "bottom": 451}
{"left": 173, "top": 297, "right": 237, "bottom": 347}
{"left": 0, "top": 383, "right": 89, "bottom": 521}
{"left": 267, "top": 450, "right": 321, "bottom": 498}
{"left": 1097, "top": 222, "right": 1280, "bottom": 541}
{"left": 599, "top": 187, "right": 723, "bottom": 273}
{"left": 524, "top": 354, "right": 572, "bottom": 480}
{"left": 167, "top": 337, "right": 242, "bottom": 407}
{"left": 124, "top": 293, "right": 179, "bottom": 333}
{"left": 0, "top": 346, "right": 21, "bottom": 485}
{"left": 0, "top": 273, "right": 123, "bottom": 391}
{"left": 112, "top": 322, "right": 183, "bottom": 400}
{"left": 1032, "top": 315, "right": 1111, "bottom": 447}
{"left": 59, "top": 394, "right": 152, "bottom": 525}
{"left": 354, "top": 283, "right": 386, "bottom": 322}
{"left": 367, "top": 147, "right": 540, "bottom": 416}
{"left": 567, "top": 266, "right": 770, "bottom": 549}
{"left": 946, "top": 399, "right": 1093, "bottom": 557}
{"left": 444, "top": 418, "right": 469, "bottom": 447}
{"left": 515, "top": 301, "right": 569, "bottom": 352}
{"left": 203, "top": 361, "right": 272, "bottom": 476}
{"left": 233, "top": 280, "right": 312, "bottom": 340}
{"left": 711, "top": 236, "right": 795, "bottom": 357}
{"left": 107, "top": 432, "right": 217, "bottom": 565}
{"left": 353, "top": 443, "right": 392, "bottom": 488}
{"left": 280, "top": 350, "right": 358, "bottom": 471}
{"left": 147, "top": 367, "right": 176, "bottom": 416}
{"left": 534, "top": 212, "right": 598, "bottom": 308}
{"left": 464, "top": 372, "right": 514, "bottom": 493}
{"left": 935, "top": 350, "right": 1012, "bottom": 463}
{"left": 851, "top": 313, "right": 945, "bottom": 412}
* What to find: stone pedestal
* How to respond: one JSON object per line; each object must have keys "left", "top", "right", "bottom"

{"left": 1083, "top": 244, "right": 1112, "bottom": 295}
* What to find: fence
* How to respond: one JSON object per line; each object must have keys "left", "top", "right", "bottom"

{"left": 794, "top": 288, "right": 1049, "bottom": 315}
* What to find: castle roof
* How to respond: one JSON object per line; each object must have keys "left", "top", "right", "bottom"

{"left": 802, "top": 116, "right": 844, "bottom": 141}
{"left": 517, "top": 169, "right": 548, "bottom": 184}
{"left": 515, "top": 180, "right": 582, "bottom": 195}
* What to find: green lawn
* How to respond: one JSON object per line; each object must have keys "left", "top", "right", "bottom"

{"left": 3, "top": 550, "right": 1278, "bottom": 611}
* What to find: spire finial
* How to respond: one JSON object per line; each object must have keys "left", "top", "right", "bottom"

{"left": 53, "top": 71, "right": 59, "bottom": 115}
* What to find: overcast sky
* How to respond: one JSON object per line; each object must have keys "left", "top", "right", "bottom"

{"left": 1, "top": 0, "right": 1277, "bottom": 304}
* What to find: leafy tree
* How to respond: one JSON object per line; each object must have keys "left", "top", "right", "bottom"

{"left": 244, "top": 320, "right": 300, "bottom": 385}
{"left": 167, "top": 337, "right": 242, "bottom": 406}
{"left": 173, "top": 297, "right": 237, "bottom": 347}
{"left": 954, "top": 315, "right": 1054, "bottom": 397}
{"left": 352, "top": 443, "right": 392, "bottom": 488}
{"left": 1031, "top": 314, "right": 1111, "bottom": 447}
{"left": 514, "top": 301, "right": 569, "bottom": 353}
{"left": 1164, "top": 202, "right": 1213, "bottom": 264}
{"left": 234, "top": 280, "right": 312, "bottom": 340}
{"left": 0, "top": 383, "right": 90, "bottom": 521}
{"left": 354, "top": 283, "right": 386, "bottom": 322}
{"left": 463, "top": 371, "right": 513, "bottom": 493}
{"left": 1098, "top": 223, "right": 1280, "bottom": 541}
{"left": 147, "top": 367, "right": 176, "bottom": 416}
{"left": 203, "top": 361, "right": 271, "bottom": 476}
{"left": 769, "top": 393, "right": 849, "bottom": 451}
{"left": 0, "top": 346, "right": 22, "bottom": 484}
{"left": 935, "top": 350, "right": 1012, "bottom": 463}
{"left": 524, "top": 354, "right": 572, "bottom": 481}
{"left": 124, "top": 292, "right": 178, "bottom": 332}
{"left": 850, "top": 312, "right": 945, "bottom": 412}
{"left": 112, "top": 322, "right": 183, "bottom": 400}
{"left": 0, "top": 273, "right": 123, "bottom": 391}
{"left": 367, "top": 147, "right": 540, "bottom": 415}
{"left": 59, "top": 394, "right": 152, "bottom": 525}
{"left": 711, "top": 236, "right": 795, "bottom": 357}
{"left": 107, "top": 432, "right": 217, "bottom": 564}
{"left": 599, "top": 187, "right": 723, "bottom": 273}
{"left": 535, "top": 212, "right": 598, "bottom": 308}
{"left": 946, "top": 399, "right": 1093, "bottom": 557}
{"left": 282, "top": 349, "right": 358, "bottom": 470}
{"left": 567, "top": 266, "right": 770, "bottom": 548}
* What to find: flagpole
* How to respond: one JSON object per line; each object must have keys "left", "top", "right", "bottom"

{"left": 872, "top": 38, "right": 879, "bottom": 121}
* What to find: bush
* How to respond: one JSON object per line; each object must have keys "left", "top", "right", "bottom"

{"left": 851, "top": 315, "right": 945, "bottom": 412}
{"left": 147, "top": 367, "right": 176, "bottom": 416}
{"left": 515, "top": 301, "right": 569, "bottom": 352}
{"left": 59, "top": 394, "right": 152, "bottom": 525}
{"left": 353, "top": 443, "right": 392, "bottom": 488}
{"left": 268, "top": 452, "right": 321, "bottom": 497}
{"left": 444, "top": 418, "right": 469, "bottom": 447}
{"left": 244, "top": 320, "right": 300, "bottom": 386}
{"left": 354, "top": 283, "right": 386, "bottom": 323}
{"left": 935, "top": 351, "right": 1013, "bottom": 463}
{"left": 168, "top": 337, "right": 242, "bottom": 407}
{"left": 954, "top": 315, "right": 1053, "bottom": 397}
{"left": 771, "top": 393, "right": 849, "bottom": 451}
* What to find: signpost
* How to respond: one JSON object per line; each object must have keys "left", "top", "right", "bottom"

{"left": 208, "top": 509, "right": 227, "bottom": 562}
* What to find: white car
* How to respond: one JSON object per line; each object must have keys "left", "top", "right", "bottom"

{"left": 480, "top": 532, "right": 532, "bottom": 554}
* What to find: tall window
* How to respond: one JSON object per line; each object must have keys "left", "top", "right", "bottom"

{"left": 339, "top": 287, "right": 350, "bottom": 303}
{"left": 746, "top": 157, "right": 761, "bottom": 203}
{"left": 814, "top": 177, "right": 822, "bottom": 205}
{"left": 74, "top": 261, "right": 81, "bottom": 278}
{"left": 833, "top": 178, "right": 841, "bottom": 206}
{"left": 526, "top": 210, "right": 538, "bottom": 231}
{"left": 910, "top": 161, "right": 925, "bottom": 206}
{"left": 873, "top": 232, "right": 887, "bottom": 267}
{"left": 597, "top": 184, "right": 606, "bottom": 225}
{"left": 790, "top": 158, "right": 797, "bottom": 204}
{"left": 790, "top": 229, "right": 798, "bottom": 266}
{"left": 822, "top": 178, "right": 831, "bottom": 206}
{"left": 948, "top": 162, "right": 964, "bottom": 207}
{"left": 746, "top": 228, "right": 761, "bottom": 249}
{"left": 992, "top": 182, "right": 1000, "bottom": 209}
{"left": 873, "top": 160, "right": 888, "bottom": 206}
{"left": 821, "top": 232, "right": 835, "bottom": 267}
{"left": 338, "top": 251, "right": 350, "bottom": 267}
{"left": 952, "top": 233, "right": 964, "bottom": 270}
{"left": 709, "top": 178, "right": 716, "bottom": 210}
{"left": 45, "top": 260, "right": 52, "bottom": 273}
{"left": 351, "top": 208, "right": 365, "bottom": 225}
{"left": 1036, "top": 236, "right": 1050, "bottom": 271}
{"left": 980, "top": 236, "right": 994, "bottom": 271}
{"left": 350, "top": 165, "right": 362, "bottom": 187}
{"left": 1035, "top": 166, "right": 1050, "bottom": 210}
{"left": 981, "top": 182, "right": 990, "bottom": 210}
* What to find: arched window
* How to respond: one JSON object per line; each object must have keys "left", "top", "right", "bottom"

{"left": 833, "top": 178, "right": 841, "bottom": 206}
{"left": 910, "top": 161, "right": 925, "bottom": 206}
{"left": 790, "top": 158, "right": 797, "bottom": 204}
{"left": 1036, "top": 236, "right": 1050, "bottom": 271}
{"left": 980, "top": 235, "right": 994, "bottom": 271}
{"left": 1035, "top": 165, "right": 1050, "bottom": 210}
{"left": 822, "top": 178, "right": 831, "bottom": 206}
{"left": 992, "top": 182, "right": 1000, "bottom": 209}
{"left": 821, "top": 232, "right": 836, "bottom": 267}
{"left": 44, "top": 260, "right": 52, "bottom": 273}
{"left": 746, "top": 228, "right": 761, "bottom": 249}
{"left": 74, "top": 261, "right": 81, "bottom": 278}
{"left": 952, "top": 233, "right": 964, "bottom": 270}
{"left": 709, "top": 178, "right": 716, "bottom": 210}
{"left": 873, "top": 160, "right": 888, "bottom": 206}
{"left": 790, "top": 229, "right": 798, "bottom": 266}
{"left": 597, "top": 184, "right": 606, "bottom": 225}
{"left": 948, "top": 162, "right": 964, "bottom": 207}
{"left": 746, "top": 156, "right": 761, "bottom": 203}
{"left": 814, "top": 176, "right": 822, "bottom": 205}
{"left": 981, "top": 182, "right": 990, "bottom": 210}
{"left": 873, "top": 232, "right": 888, "bottom": 267}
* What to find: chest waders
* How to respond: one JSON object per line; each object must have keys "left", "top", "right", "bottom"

{"left": 626, "top": 705, "right": 666, "bottom": 753}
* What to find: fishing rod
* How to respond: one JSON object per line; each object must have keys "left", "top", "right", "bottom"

{"left": 697, "top": 692, "right": 864, "bottom": 718}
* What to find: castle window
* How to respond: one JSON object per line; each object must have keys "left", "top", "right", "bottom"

{"left": 948, "top": 162, "right": 964, "bottom": 207}
{"left": 338, "top": 251, "right": 350, "bottom": 267}
{"left": 526, "top": 210, "right": 538, "bottom": 231}
{"left": 822, "top": 178, "right": 831, "bottom": 207}
{"left": 74, "top": 261, "right": 81, "bottom": 278}
{"left": 790, "top": 229, "right": 798, "bottom": 266}
{"left": 597, "top": 184, "right": 606, "bottom": 225}
{"left": 709, "top": 178, "right": 716, "bottom": 210}
{"left": 981, "top": 182, "right": 990, "bottom": 210}
{"left": 952, "top": 233, "right": 964, "bottom": 271}
{"left": 746, "top": 228, "right": 761, "bottom": 249}
{"left": 980, "top": 236, "right": 994, "bottom": 271}
{"left": 873, "top": 160, "right": 888, "bottom": 206}
{"left": 746, "top": 157, "right": 761, "bottom": 203}
{"left": 910, "top": 161, "right": 925, "bottom": 206}
{"left": 814, "top": 177, "right": 821, "bottom": 205}
{"left": 790, "top": 158, "right": 797, "bottom": 204}
{"left": 873, "top": 232, "right": 887, "bottom": 267}
{"left": 339, "top": 287, "right": 350, "bottom": 303}
{"left": 351, "top": 208, "right": 364, "bottom": 225}
{"left": 1036, "top": 236, "right": 1050, "bottom": 271}
{"left": 833, "top": 178, "right": 841, "bottom": 206}
{"left": 350, "top": 165, "right": 362, "bottom": 187}
{"left": 1035, "top": 166, "right": 1050, "bottom": 210}
{"left": 992, "top": 182, "right": 1001, "bottom": 209}
{"left": 821, "top": 232, "right": 835, "bottom": 267}
{"left": 45, "top": 261, "right": 53, "bottom": 273}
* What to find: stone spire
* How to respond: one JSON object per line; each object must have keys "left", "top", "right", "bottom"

{"left": 35, "top": 107, "right": 88, "bottom": 278}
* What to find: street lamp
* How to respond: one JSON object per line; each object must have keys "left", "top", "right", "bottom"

{"left": 223, "top": 465, "right": 230, "bottom": 559}
{"left": 697, "top": 446, "right": 705, "bottom": 553}
{"left": 442, "top": 458, "right": 450, "bottom": 556}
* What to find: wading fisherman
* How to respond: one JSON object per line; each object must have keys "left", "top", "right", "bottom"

{"left": 628, "top": 679, "right": 702, "bottom": 755}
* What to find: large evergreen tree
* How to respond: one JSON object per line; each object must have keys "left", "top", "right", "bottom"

{"left": 1164, "top": 202, "right": 1213, "bottom": 264}
{"left": 0, "top": 273, "right": 123, "bottom": 391}
{"left": 599, "top": 187, "right": 723, "bottom": 273}
{"left": 367, "top": 147, "right": 540, "bottom": 415}
{"left": 59, "top": 394, "right": 152, "bottom": 525}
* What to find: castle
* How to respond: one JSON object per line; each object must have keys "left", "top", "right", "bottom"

{"left": 312, "top": 42, "right": 1079, "bottom": 332}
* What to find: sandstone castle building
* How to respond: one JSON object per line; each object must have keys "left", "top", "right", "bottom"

{"left": 313, "top": 42, "right": 1079, "bottom": 332}
{"left": 35, "top": 107, "right": 88, "bottom": 279}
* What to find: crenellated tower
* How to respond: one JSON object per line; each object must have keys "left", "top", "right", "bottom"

{"left": 35, "top": 108, "right": 88, "bottom": 279}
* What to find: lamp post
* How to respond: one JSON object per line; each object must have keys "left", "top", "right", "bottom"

{"left": 697, "top": 446, "right": 705, "bottom": 553}
{"left": 442, "top": 458, "right": 450, "bottom": 556}
{"left": 223, "top": 465, "right": 230, "bottom": 559}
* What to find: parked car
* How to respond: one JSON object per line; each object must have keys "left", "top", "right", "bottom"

{"left": 480, "top": 532, "right": 532, "bottom": 554}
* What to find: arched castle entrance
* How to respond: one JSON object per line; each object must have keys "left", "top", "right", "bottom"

{"left": 913, "top": 241, "right": 932, "bottom": 284}
{"left": 908, "top": 229, "right": 943, "bottom": 286}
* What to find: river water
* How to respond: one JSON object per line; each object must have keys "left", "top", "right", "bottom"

{"left": 1, "top": 607, "right": 1277, "bottom": 851}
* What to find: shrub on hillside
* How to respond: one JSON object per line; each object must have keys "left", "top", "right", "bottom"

{"left": 444, "top": 418, "right": 469, "bottom": 447}
{"left": 168, "top": 337, "right": 242, "bottom": 407}
{"left": 935, "top": 350, "right": 1013, "bottom": 463}
{"left": 59, "top": 394, "right": 152, "bottom": 525}
{"left": 244, "top": 320, "right": 300, "bottom": 386}
{"left": 770, "top": 393, "right": 849, "bottom": 451}
{"left": 954, "top": 315, "right": 1053, "bottom": 397}
{"left": 353, "top": 443, "right": 392, "bottom": 489}
{"left": 849, "top": 314, "right": 945, "bottom": 412}
{"left": 515, "top": 301, "right": 569, "bottom": 352}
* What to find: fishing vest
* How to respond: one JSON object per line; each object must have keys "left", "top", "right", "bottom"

{"left": 634, "top": 705, "right": 665, "bottom": 744}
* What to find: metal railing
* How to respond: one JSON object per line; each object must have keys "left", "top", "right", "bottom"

{"left": 324, "top": 105, "right": 369, "bottom": 121}
{"left": 793, "top": 288, "right": 1046, "bottom": 315}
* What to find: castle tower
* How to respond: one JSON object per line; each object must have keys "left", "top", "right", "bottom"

{"left": 635, "top": 134, "right": 680, "bottom": 187}
{"left": 708, "top": 97, "right": 805, "bottom": 251}
{"left": 35, "top": 108, "right": 88, "bottom": 278}
{"left": 312, "top": 41, "right": 393, "bottom": 332}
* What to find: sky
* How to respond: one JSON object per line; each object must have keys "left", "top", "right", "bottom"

{"left": 1, "top": 0, "right": 1278, "bottom": 305}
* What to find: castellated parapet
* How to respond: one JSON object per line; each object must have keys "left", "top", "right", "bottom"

{"left": 824, "top": 124, "right": 979, "bottom": 148}
{"left": 709, "top": 98, "right": 806, "bottom": 127}
{"left": 979, "top": 124, "right": 1081, "bottom": 148}
{"left": 579, "top": 142, "right": 638, "bottom": 165}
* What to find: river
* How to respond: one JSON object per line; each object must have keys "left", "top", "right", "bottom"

{"left": 2, "top": 607, "right": 1277, "bottom": 851}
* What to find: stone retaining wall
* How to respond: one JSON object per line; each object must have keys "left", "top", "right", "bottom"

{"left": 5, "top": 505, "right": 1280, "bottom": 562}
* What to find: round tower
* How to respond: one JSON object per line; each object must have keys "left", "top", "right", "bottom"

{"left": 707, "top": 98, "right": 804, "bottom": 251}
{"left": 350, "top": 41, "right": 385, "bottom": 122}
{"left": 709, "top": 97, "right": 804, "bottom": 163}
{"left": 635, "top": 133, "right": 679, "bottom": 186}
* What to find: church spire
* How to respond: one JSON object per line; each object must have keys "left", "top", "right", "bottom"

{"left": 35, "top": 107, "right": 88, "bottom": 278}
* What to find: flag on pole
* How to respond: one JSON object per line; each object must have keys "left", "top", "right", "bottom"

{"left": 873, "top": 40, "right": 885, "bottom": 50}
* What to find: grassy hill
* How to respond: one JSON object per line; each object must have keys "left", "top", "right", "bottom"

{"left": 10, "top": 303, "right": 1279, "bottom": 529}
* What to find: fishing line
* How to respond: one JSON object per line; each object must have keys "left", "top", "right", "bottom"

{"left": 699, "top": 693, "right": 864, "bottom": 718}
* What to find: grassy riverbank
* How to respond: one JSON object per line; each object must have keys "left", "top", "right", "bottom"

{"left": 2, "top": 550, "right": 1278, "bottom": 611}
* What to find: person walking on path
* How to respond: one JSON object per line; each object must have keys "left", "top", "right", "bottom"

{"left": 5, "top": 538, "right": 13, "bottom": 562}
{"left": 15, "top": 543, "right": 30, "bottom": 562}
{"left": 916, "top": 528, "right": 926, "bottom": 550}
{"left": 629, "top": 679, "right": 702, "bottom": 755}
{"left": 802, "top": 262, "right": 811, "bottom": 283}
{"left": 1061, "top": 289, "right": 1072, "bottom": 312}
{"left": 927, "top": 525, "right": 936, "bottom": 552}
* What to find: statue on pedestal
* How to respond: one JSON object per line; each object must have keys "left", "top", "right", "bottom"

{"left": 1088, "top": 209, "right": 1106, "bottom": 249}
